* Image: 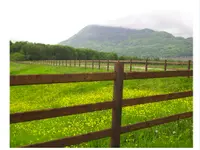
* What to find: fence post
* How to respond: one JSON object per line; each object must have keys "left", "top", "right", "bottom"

{"left": 107, "top": 59, "right": 109, "bottom": 71}
{"left": 99, "top": 60, "right": 100, "bottom": 70}
{"left": 164, "top": 60, "right": 167, "bottom": 71}
{"left": 110, "top": 62, "right": 124, "bottom": 147}
{"left": 79, "top": 59, "right": 81, "bottom": 67}
{"left": 92, "top": 59, "right": 94, "bottom": 69}
{"left": 188, "top": 60, "right": 191, "bottom": 78}
{"left": 85, "top": 60, "right": 87, "bottom": 69}
{"left": 188, "top": 60, "right": 191, "bottom": 71}
{"left": 130, "top": 59, "right": 132, "bottom": 72}
{"left": 70, "top": 60, "right": 71, "bottom": 67}
{"left": 74, "top": 59, "right": 76, "bottom": 67}
{"left": 145, "top": 59, "right": 148, "bottom": 72}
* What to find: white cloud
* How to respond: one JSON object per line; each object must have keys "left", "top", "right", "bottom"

{"left": 105, "top": 10, "right": 193, "bottom": 37}
{"left": 7, "top": 0, "right": 193, "bottom": 44}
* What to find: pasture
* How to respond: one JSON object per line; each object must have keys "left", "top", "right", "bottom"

{"left": 10, "top": 62, "right": 193, "bottom": 148}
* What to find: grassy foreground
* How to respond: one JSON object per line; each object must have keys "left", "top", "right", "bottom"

{"left": 10, "top": 62, "right": 193, "bottom": 148}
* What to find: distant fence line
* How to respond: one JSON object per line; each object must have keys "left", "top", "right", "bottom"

{"left": 10, "top": 62, "right": 193, "bottom": 147}
{"left": 16, "top": 59, "right": 193, "bottom": 72}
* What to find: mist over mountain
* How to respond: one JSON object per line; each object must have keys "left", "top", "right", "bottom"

{"left": 104, "top": 11, "right": 192, "bottom": 38}
{"left": 59, "top": 25, "right": 192, "bottom": 58}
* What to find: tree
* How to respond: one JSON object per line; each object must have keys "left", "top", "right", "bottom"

{"left": 10, "top": 41, "right": 122, "bottom": 61}
{"left": 10, "top": 52, "right": 25, "bottom": 61}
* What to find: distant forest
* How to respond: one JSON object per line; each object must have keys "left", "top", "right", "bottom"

{"left": 10, "top": 41, "right": 159, "bottom": 61}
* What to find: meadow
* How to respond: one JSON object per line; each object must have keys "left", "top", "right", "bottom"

{"left": 10, "top": 62, "right": 193, "bottom": 148}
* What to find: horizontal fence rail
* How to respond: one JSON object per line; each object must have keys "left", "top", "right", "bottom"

{"left": 10, "top": 101, "right": 114, "bottom": 124}
{"left": 125, "top": 70, "right": 192, "bottom": 79}
{"left": 17, "top": 59, "right": 193, "bottom": 65}
{"left": 120, "top": 111, "right": 192, "bottom": 134}
{"left": 10, "top": 73, "right": 115, "bottom": 86}
{"left": 10, "top": 70, "right": 192, "bottom": 86}
{"left": 122, "top": 91, "right": 192, "bottom": 107}
{"left": 22, "top": 112, "right": 192, "bottom": 148}
{"left": 10, "top": 91, "right": 192, "bottom": 124}
{"left": 10, "top": 62, "right": 193, "bottom": 148}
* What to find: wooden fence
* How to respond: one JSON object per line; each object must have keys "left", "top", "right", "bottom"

{"left": 10, "top": 62, "right": 193, "bottom": 147}
{"left": 17, "top": 59, "right": 193, "bottom": 72}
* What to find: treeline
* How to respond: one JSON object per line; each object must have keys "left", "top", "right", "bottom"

{"left": 10, "top": 41, "right": 160, "bottom": 61}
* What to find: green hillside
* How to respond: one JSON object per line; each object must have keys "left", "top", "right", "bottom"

{"left": 59, "top": 25, "right": 193, "bottom": 58}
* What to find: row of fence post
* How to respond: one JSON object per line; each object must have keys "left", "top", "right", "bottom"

{"left": 21, "top": 59, "right": 192, "bottom": 72}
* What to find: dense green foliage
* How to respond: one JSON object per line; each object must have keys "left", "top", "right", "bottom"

{"left": 10, "top": 62, "right": 192, "bottom": 148}
{"left": 10, "top": 41, "right": 119, "bottom": 60}
{"left": 10, "top": 52, "right": 25, "bottom": 61}
{"left": 59, "top": 25, "right": 193, "bottom": 58}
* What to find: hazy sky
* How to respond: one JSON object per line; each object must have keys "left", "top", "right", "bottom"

{"left": 8, "top": 0, "right": 193, "bottom": 44}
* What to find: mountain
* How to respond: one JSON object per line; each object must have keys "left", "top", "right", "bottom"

{"left": 59, "top": 25, "right": 193, "bottom": 58}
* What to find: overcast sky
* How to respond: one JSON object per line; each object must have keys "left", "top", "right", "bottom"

{"left": 8, "top": 0, "right": 193, "bottom": 44}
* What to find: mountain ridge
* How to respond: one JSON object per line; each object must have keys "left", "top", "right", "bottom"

{"left": 59, "top": 25, "right": 193, "bottom": 58}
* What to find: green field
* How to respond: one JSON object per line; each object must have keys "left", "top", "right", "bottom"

{"left": 10, "top": 62, "right": 193, "bottom": 148}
